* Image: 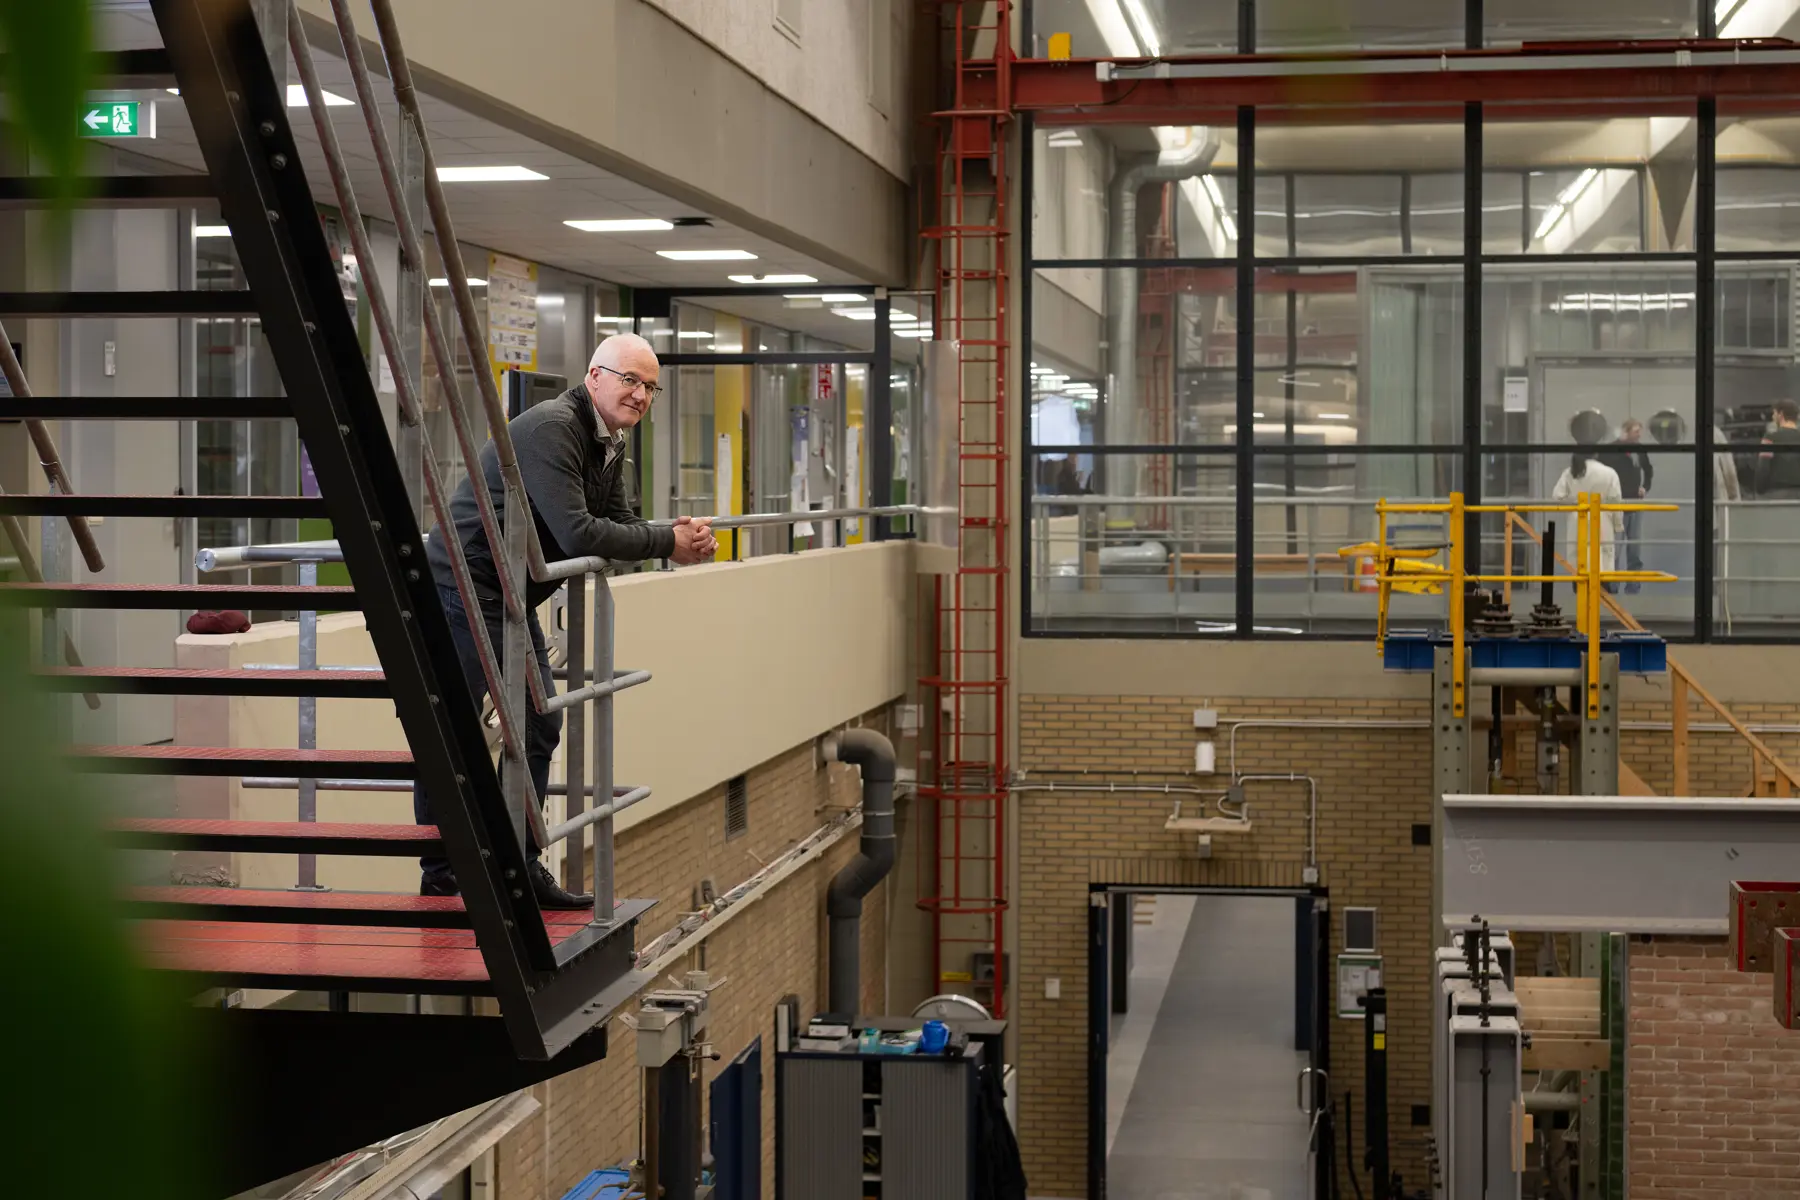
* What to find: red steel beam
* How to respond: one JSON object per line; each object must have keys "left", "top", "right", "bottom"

{"left": 983, "top": 41, "right": 1800, "bottom": 125}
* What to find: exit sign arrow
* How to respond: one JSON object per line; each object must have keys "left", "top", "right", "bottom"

{"left": 83, "top": 110, "right": 109, "bottom": 131}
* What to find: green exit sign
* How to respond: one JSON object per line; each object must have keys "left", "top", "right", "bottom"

{"left": 80, "top": 100, "right": 154, "bottom": 139}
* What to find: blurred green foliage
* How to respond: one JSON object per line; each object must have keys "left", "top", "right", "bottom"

{"left": 0, "top": 617, "right": 212, "bottom": 1193}
{"left": 0, "top": 0, "right": 96, "bottom": 212}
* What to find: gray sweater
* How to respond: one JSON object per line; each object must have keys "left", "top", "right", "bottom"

{"left": 426, "top": 385, "right": 674, "bottom": 608}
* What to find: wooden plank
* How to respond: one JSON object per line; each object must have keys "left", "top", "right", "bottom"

{"left": 1522, "top": 1038, "right": 1610, "bottom": 1072}
{"left": 1619, "top": 760, "right": 1658, "bottom": 798}
{"left": 1520, "top": 1014, "right": 1601, "bottom": 1035}
{"left": 1672, "top": 671, "right": 1690, "bottom": 795}
{"left": 1514, "top": 977, "right": 1600, "bottom": 999}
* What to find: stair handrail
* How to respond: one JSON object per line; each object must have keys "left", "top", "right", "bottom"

{"left": 0, "top": 331, "right": 105, "bottom": 573}
{"left": 289, "top": 13, "right": 551, "bottom": 853}
{"left": 1503, "top": 510, "right": 1800, "bottom": 795}
{"left": 353, "top": 0, "right": 549, "bottom": 587}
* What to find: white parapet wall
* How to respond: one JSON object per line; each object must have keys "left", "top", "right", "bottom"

{"left": 173, "top": 541, "right": 916, "bottom": 892}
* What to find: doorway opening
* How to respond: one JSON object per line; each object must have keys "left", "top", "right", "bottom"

{"left": 1090, "top": 885, "right": 1333, "bottom": 1200}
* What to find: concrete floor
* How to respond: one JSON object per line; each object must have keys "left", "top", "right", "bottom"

{"left": 1106, "top": 894, "right": 1313, "bottom": 1200}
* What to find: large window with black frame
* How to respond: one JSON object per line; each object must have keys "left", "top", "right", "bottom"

{"left": 1022, "top": 2, "right": 1800, "bottom": 640}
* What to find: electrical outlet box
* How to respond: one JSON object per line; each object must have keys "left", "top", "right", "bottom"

{"left": 1192, "top": 707, "right": 1218, "bottom": 730}
{"left": 1045, "top": 977, "right": 1061, "bottom": 1000}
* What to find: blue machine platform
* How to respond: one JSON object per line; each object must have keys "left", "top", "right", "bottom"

{"left": 1383, "top": 630, "right": 1666, "bottom": 674}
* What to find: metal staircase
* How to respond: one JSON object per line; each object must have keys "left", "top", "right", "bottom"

{"left": 0, "top": 0, "right": 653, "bottom": 1189}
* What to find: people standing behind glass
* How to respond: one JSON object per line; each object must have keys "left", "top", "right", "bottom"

{"left": 1552, "top": 451, "right": 1625, "bottom": 590}
{"left": 1599, "top": 419, "right": 1653, "bottom": 594}
{"left": 1757, "top": 400, "right": 1800, "bottom": 500}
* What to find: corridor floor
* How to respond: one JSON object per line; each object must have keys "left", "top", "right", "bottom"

{"left": 1106, "top": 894, "right": 1312, "bottom": 1200}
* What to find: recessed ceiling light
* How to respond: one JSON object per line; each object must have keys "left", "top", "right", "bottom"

{"left": 1319, "top": 412, "right": 1351, "bottom": 420}
{"left": 438, "top": 165, "right": 549, "bottom": 182}
{"left": 565, "top": 218, "right": 674, "bottom": 233}
{"left": 286, "top": 84, "right": 353, "bottom": 108}
{"left": 836, "top": 308, "right": 878, "bottom": 320}
{"left": 193, "top": 225, "right": 231, "bottom": 238}
{"left": 730, "top": 274, "right": 818, "bottom": 284}
{"left": 429, "top": 278, "right": 488, "bottom": 287}
{"left": 896, "top": 329, "right": 934, "bottom": 339}
{"left": 786, "top": 293, "right": 868, "bottom": 303}
{"left": 657, "top": 249, "right": 757, "bottom": 261}
{"left": 677, "top": 331, "right": 715, "bottom": 339}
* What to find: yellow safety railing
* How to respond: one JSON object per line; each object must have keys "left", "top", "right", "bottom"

{"left": 1340, "top": 491, "right": 1677, "bottom": 720}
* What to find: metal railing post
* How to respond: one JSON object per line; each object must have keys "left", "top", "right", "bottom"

{"left": 593, "top": 572, "right": 616, "bottom": 924}
{"left": 296, "top": 559, "right": 321, "bottom": 890}
{"left": 563, "top": 573, "right": 587, "bottom": 893}
{"left": 502, "top": 483, "right": 532, "bottom": 858}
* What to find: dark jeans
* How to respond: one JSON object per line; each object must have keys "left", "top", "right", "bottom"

{"left": 414, "top": 584, "right": 560, "bottom": 882}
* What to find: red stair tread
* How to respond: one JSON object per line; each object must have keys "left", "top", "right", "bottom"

{"left": 38, "top": 666, "right": 385, "bottom": 682}
{"left": 76, "top": 745, "right": 411, "bottom": 763}
{"left": 111, "top": 818, "right": 441, "bottom": 852}
{"left": 133, "top": 886, "right": 465, "bottom": 915}
{"left": 137, "top": 909, "right": 598, "bottom": 985}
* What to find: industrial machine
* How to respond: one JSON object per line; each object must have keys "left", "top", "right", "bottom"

{"left": 1348, "top": 491, "right": 1673, "bottom": 1200}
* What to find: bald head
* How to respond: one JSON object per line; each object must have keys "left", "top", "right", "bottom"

{"left": 585, "top": 333, "right": 660, "bottom": 432}
{"left": 591, "top": 332, "right": 656, "bottom": 373}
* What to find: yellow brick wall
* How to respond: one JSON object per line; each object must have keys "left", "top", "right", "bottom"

{"left": 1018, "top": 694, "right": 1434, "bottom": 1198}
{"left": 1014, "top": 686, "right": 1800, "bottom": 1199}
{"left": 494, "top": 711, "right": 896, "bottom": 1199}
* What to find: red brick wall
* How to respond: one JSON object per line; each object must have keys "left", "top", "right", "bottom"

{"left": 1629, "top": 937, "right": 1800, "bottom": 1198}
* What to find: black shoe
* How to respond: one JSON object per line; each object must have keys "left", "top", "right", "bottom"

{"left": 420, "top": 872, "right": 459, "bottom": 898}
{"left": 530, "top": 859, "right": 593, "bottom": 909}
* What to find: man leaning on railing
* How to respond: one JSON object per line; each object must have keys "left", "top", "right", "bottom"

{"left": 419, "top": 333, "right": 717, "bottom": 907}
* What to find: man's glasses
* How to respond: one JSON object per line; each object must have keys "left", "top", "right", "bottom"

{"left": 595, "top": 362, "right": 663, "bottom": 401}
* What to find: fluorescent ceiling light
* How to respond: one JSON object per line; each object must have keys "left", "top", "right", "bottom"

{"left": 1046, "top": 130, "right": 1082, "bottom": 149}
{"left": 438, "top": 165, "right": 548, "bottom": 182}
{"left": 1253, "top": 412, "right": 1266, "bottom": 419}
{"left": 837, "top": 309, "right": 879, "bottom": 320}
{"left": 566, "top": 218, "right": 674, "bottom": 233}
{"left": 595, "top": 315, "right": 630, "bottom": 323}
{"left": 1319, "top": 412, "right": 1351, "bottom": 420}
{"left": 166, "top": 88, "right": 180, "bottom": 96}
{"left": 193, "top": 225, "right": 231, "bottom": 238}
{"left": 785, "top": 293, "right": 868, "bottom": 303}
{"left": 657, "top": 249, "right": 757, "bottom": 261}
{"left": 429, "top": 277, "right": 488, "bottom": 287}
{"left": 286, "top": 84, "right": 353, "bottom": 108}
{"left": 1084, "top": 0, "right": 1140, "bottom": 56}
{"left": 896, "top": 329, "right": 934, "bottom": 339}
{"left": 1030, "top": 365, "right": 1054, "bottom": 375}
{"left": 677, "top": 331, "right": 715, "bottom": 339}
{"left": 1119, "top": 0, "right": 1162, "bottom": 56}
{"left": 730, "top": 274, "right": 817, "bottom": 284}
{"left": 1532, "top": 167, "right": 1598, "bottom": 242}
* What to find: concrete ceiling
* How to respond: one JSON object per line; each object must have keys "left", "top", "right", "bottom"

{"left": 89, "top": 2, "right": 860, "bottom": 296}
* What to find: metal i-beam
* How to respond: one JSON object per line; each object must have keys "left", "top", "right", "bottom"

{"left": 1441, "top": 793, "right": 1800, "bottom": 935}
{"left": 997, "top": 44, "right": 1800, "bottom": 125}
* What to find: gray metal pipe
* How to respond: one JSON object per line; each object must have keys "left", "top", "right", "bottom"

{"left": 826, "top": 728, "right": 897, "bottom": 1017}
{"left": 1103, "top": 132, "right": 1219, "bottom": 511}
{"left": 1468, "top": 667, "right": 1584, "bottom": 687}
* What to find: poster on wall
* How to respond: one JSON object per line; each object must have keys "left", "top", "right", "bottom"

{"left": 844, "top": 425, "right": 862, "bottom": 537}
{"left": 486, "top": 253, "right": 538, "bottom": 378}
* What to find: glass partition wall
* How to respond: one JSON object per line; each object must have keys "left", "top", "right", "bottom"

{"left": 637, "top": 291, "right": 929, "bottom": 560}
{"left": 1023, "top": 15, "right": 1800, "bottom": 640}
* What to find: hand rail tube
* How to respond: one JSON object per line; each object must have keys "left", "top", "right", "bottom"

{"left": 196, "top": 503, "right": 948, "bottom": 577}
{"left": 315, "top": 1, "right": 535, "bottom": 631}
{"left": 359, "top": 0, "right": 548, "bottom": 586}
{"left": 291, "top": 11, "right": 549, "bottom": 777}
{"left": 540, "top": 669, "right": 651, "bottom": 714}
{"left": 0, "top": 329, "right": 104, "bottom": 573}
{"left": 543, "top": 785, "right": 652, "bottom": 845}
